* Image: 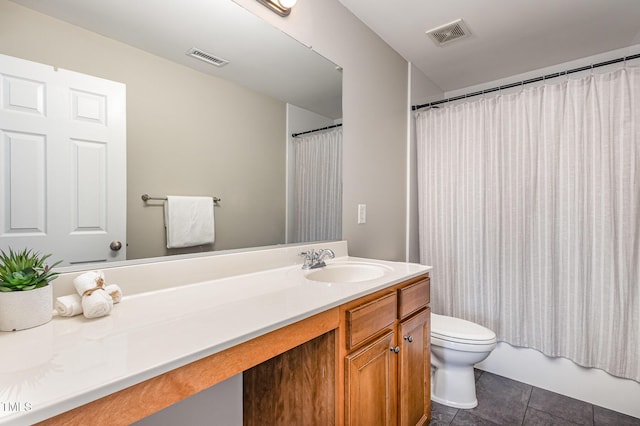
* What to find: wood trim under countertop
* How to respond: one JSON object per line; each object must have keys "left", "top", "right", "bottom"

{"left": 37, "top": 308, "right": 339, "bottom": 426}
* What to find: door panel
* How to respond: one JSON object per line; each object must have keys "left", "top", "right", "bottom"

{"left": 5, "top": 131, "right": 46, "bottom": 233}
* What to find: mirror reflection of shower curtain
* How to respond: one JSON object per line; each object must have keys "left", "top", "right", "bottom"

{"left": 291, "top": 128, "right": 343, "bottom": 243}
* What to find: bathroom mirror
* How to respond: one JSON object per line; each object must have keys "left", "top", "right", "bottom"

{"left": 1, "top": 0, "right": 342, "bottom": 266}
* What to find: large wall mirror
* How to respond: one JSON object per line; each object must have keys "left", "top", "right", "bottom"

{"left": 0, "top": 0, "right": 342, "bottom": 267}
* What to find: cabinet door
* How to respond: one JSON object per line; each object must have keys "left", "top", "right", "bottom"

{"left": 345, "top": 331, "right": 397, "bottom": 426}
{"left": 398, "top": 309, "right": 430, "bottom": 426}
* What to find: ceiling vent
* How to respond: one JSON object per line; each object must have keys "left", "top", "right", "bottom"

{"left": 186, "top": 48, "right": 229, "bottom": 67}
{"left": 425, "top": 19, "right": 471, "bottom": 46}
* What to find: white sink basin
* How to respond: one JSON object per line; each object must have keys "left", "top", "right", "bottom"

{"left": 305, "top": 262, "right": 392, "bottom": 283}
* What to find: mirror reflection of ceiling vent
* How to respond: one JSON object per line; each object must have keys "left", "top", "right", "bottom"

{"left": 186, "top": 48, "right": 229, "bottom": 67}
{"left": 425, "top": 19, "right": 471, "bottom": 46}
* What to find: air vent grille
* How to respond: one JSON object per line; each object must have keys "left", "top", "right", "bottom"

{"left": 426, "top": 19, "right": 471, "bottom": 46}
{"left": 186, "top": 48, "right": 229, "bottom": 67}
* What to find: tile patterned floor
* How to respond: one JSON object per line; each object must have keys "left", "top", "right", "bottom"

{"left": 429, "top": 370, "right": 640, "bottom": 425}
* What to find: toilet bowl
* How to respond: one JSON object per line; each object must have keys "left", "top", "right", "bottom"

{"left": 430, "top": 313, "right": 497, "bottom": 409}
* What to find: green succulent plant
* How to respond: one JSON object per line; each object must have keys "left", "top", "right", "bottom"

{"left": 0, "top": 248, "right": 62, "bottom": 292}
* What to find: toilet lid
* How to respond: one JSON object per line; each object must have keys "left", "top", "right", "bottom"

{"left": 431, "top": 313, "right": 496, "bottom": 343}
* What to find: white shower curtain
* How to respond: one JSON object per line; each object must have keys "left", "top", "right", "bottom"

{"left": 416, "top": 67, "right": 640, "bottom": 381}
{"left": 291, "top": 128, "right": 342, "bottom": 243}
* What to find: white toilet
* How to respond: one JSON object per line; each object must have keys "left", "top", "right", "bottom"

{"left": 430, "top": 313, "right": 497, "bottom": 409}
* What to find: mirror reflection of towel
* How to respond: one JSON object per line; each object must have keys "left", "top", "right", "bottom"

{"left": 164, "top": 196, "right": 215, "bottom": 248}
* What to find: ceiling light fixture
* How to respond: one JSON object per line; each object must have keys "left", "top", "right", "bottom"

{"left": 255, "top": 0, "right": 297, "bottom": 17}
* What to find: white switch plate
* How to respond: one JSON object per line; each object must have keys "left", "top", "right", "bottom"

{"left": 357, "top": 204, "right": 366, "bottom": 224}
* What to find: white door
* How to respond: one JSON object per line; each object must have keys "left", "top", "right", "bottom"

{"left": 0, "top": 54, "right": 126, "bottom": 265}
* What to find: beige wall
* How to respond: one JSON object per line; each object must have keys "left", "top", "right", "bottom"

{"left": 0, "top": 1, "right": 286, "bottom": 259}
{"left": 235, "top": 0, "right": 413, "bottom": 261}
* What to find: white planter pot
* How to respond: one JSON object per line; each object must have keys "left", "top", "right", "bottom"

{"left": 0, "top": 284, "right": 53, "bottom": 332}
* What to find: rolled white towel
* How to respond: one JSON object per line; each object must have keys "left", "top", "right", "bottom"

{"left": 55, "top": 286, "right": 122, "bottom": 318}
{"left": 82, "top": 290, "right": 114, "bottom": 319}
{"left": 73, "top": 270, "right": 105, "bottom": 295}
{"left": 73, "top": 270, "right": 113, "bottom": 319}
{"left": 105, "top": 284, "right": 123, "bottom": 303}
{"left": 55, "top": 294, "right": 83, "bottom": 317}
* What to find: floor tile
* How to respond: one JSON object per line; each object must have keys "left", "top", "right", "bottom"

{"left": 430, "top": 401, "right": 459, "bottom": 425}
{"left": 528, "top": 387, "right": 593, "bottom": 425}
{"left": 593, "top": 405, "right": 640, "bottom": 425}
{"left": 475, "top": 369, "right": 484, "bottom": 382}
{"left": 451, "top": 409, "right": 502, "bottom": 425}
{"left": 467, "top": 372, "right": 532, "bottom": 425}
{"left": 429, "top": 370, "right": 639, "bottom": 426}
{"left": 523, "top": 406, "right": 581, "bottom": 425}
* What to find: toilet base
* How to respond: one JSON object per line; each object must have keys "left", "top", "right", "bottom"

{"left": 431, "top": 365, "right": 478, "bottom": 409}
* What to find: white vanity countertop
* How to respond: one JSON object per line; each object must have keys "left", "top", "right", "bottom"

{"left": 0, "top": 256, "right": 430, "bottom": 425}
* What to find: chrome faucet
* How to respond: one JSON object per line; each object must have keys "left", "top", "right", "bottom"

{"left": 299, "top": 248, "right": 335, "bottom": 269}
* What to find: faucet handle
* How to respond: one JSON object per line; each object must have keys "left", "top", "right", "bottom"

{"left": 299, "top": 250, "right": 315, "bottom": 269}
{"left": 318, "top": 248, "right": 335, "bottom": 259}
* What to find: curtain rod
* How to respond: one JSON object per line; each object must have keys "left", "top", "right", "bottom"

{"left": 412, "top": 52, "right": 640, "bottom": 111}
{"left": 292, "top": 123, "right": 342, "bottom": 138}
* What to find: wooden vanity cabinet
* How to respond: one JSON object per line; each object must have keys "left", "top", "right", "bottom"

{"left": 342, "top": 274, "right": 431, "bottom": 426}
{"left": 242, "top": 273, "right": 430, "bottom": 426}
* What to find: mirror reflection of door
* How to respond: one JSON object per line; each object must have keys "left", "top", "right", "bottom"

{"left": 0, "top": 54, "right": 126, "bottom": 266}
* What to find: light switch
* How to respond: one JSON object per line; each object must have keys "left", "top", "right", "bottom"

{"left": 357, "top": 204, "right": 366, "bottom": 224}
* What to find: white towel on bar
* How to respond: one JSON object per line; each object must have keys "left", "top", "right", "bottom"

{"left": 164, "top": 195, "right": 215, "bottom": 248}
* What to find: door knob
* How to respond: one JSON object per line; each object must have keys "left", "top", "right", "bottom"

{"left": 110, "top": 241, "right": 123, "bottom": 251}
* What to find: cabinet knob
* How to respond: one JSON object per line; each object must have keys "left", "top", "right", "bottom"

{"left": 404, "top": 335, "right": 414, "bottom": 343}
{"left": 110, "top": 241, "right": 123, "bottom": 251}
{"left": 390, "top": 346, "right": 400, "bottom": 353}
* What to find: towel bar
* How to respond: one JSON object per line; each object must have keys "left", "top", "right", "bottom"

{"left": 141, "top": 194, "right": 221, "bottom": 203}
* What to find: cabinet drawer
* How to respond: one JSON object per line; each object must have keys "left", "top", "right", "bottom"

{"left": 347, "top": 292, "right": 397, "bottom": 349}
{"left": 398, "top": 278, "right": 430, "bottom": 320}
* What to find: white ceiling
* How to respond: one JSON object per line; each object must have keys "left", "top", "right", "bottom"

{"left": 11, "top": 0, "right": 640, "bottom": 111}
{"left": 338, "top": 0, "right": 640, "bottom": 93}
{"left": 9, "top": 0, "right": 343, "bottom": 119}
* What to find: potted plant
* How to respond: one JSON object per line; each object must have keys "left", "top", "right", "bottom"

{"left": 0, "top": 248, "right": 62, "bottom": 332}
